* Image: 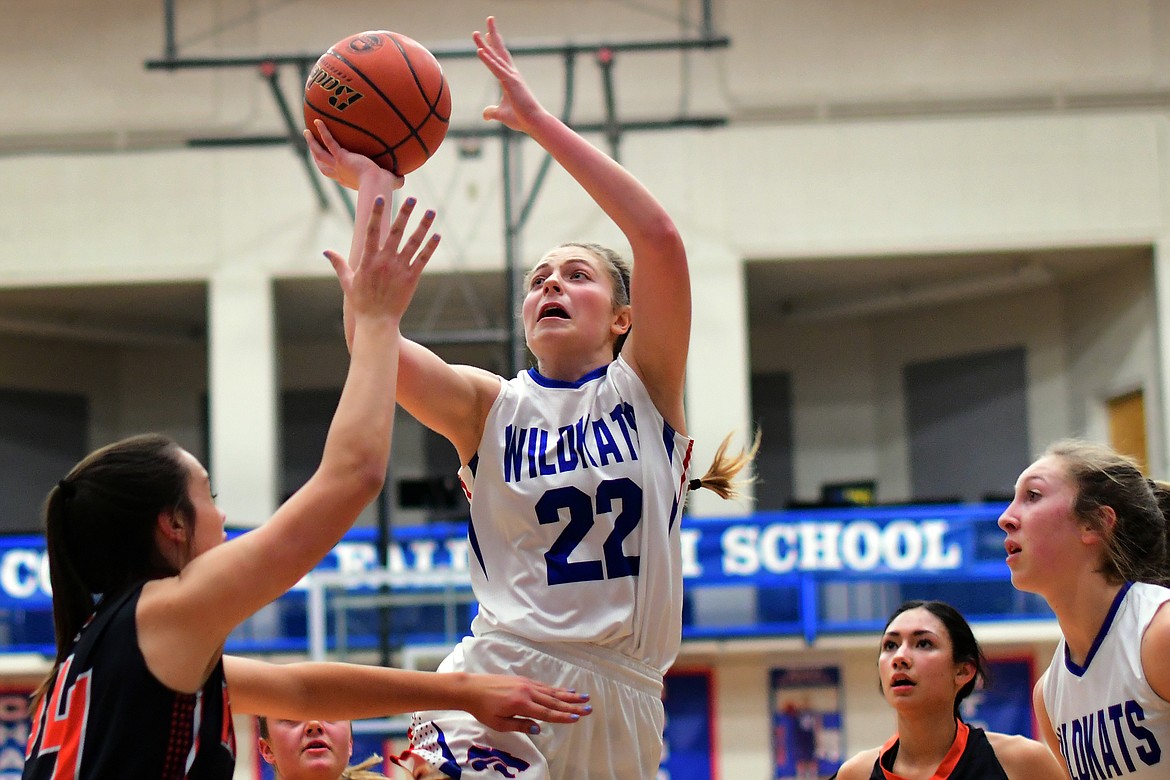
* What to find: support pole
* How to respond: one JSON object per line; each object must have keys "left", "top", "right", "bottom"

{"left": 502, "top": 129, "right": 524, "bottom": 376}
{"left": 163, "top": 0, "right": 177, "bottom": 61}
{"left": 597, "top": 48, "right": 621, "bottom": 162}
{"left": 259, "top": 61, "right": 332, "bottom": 212}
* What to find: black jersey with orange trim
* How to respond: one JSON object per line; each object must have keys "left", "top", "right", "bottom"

{"left": 23, "top": 583, "right": 236, "bottom": 779}
{"left": 869, "top": 721, "right": 1010, "bottom": 780}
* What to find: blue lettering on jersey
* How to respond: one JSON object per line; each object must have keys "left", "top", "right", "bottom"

{"left": 574, "top": 416, "right": 598, "bottom": 468}
{"left": 1058, "top": 699, "right": 1160, "bottom": 779}
{"left": 535, "top": 429, "right": 556, "bottom": 476}
{"left": 592, "top": 417, "right": 623, "bottom": 465}
{"left": 526, "top": 427, "right": 541, "bottom": 478}
{"left": 556, "top": 425, "right": 578, "bottom": 471}
{"left": 503, "top": 404, "right": 640, "bottom": 484}
{"left": 1126, "top": 700, "right": 1161, "bottom": 765}
{"left": 503, "top": 426, "right": 527, "bottom": 484}
{"left": 610, "top": 401, "right": 638, "bottom": 455}
{"left": 467, "top": 744, "right": 530, "bottom": 777}
{"left": 1097, "top": 707, "right": 1123, "bottom": 777}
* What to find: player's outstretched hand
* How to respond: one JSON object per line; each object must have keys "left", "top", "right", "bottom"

{"left": 473, "top": 17, "right": 548, "bottom": 135}
{"left": 305, "top": 118, "right": 403, "bottom": 193}
{"left": 325, "top": 195, "right": 438, "bottom": 323}
{"left": 464, "top": 674, "right": 592, "bottom": 735}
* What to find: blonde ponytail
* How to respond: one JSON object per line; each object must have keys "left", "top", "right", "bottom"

{"left": 689, "top": 430, "right": 761, "bottom": 501}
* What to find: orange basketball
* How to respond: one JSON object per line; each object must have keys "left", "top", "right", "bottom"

{"left": 304, "top": 30, "right": 451, "bottom": 176}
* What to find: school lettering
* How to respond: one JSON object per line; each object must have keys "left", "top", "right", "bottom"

{"left": 503, "top": 403, "right": 638, "bottom": 484}
{"left": 719, "top": 520, "right": 960, "bottom": 574}
{"left": 1057, "top": 700, "right": 1161, "bottom": 779}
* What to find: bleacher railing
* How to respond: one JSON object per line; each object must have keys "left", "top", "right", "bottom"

{"left": 0, "top": 502, "right": 1052, "bottom": 657}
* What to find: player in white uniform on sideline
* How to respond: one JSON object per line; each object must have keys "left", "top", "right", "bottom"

{"left": 999, "top": 439, "right": 1170, "bottom": 779}
{"left": 305, "top": 15, "right": 756, "bottom": 779}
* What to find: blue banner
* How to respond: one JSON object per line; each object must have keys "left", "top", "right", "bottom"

{"left": 0, "top": 690, "right": 29, "bottom": 779}
{"left": 771, "top": 666, "right": 843, "bottom": 780}
{"left": 962, "top": 657, "right": 1037, "bottom": 738}
{"left": 660, "top": 670, "right": 716, "bottom": 779}
{"left": 0, "top": 503, "right": 1050, "bottom": 655}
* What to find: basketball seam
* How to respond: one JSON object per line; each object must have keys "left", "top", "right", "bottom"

{"left": 327, "top": 36, "right": 449, "bottom": 160}
{"left": 303, "top": 93, "right": 396, "bottom": 168}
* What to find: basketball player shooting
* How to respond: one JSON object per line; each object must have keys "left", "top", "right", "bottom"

{"left": 306, "top": 16, "right": 755, "bottom": 780}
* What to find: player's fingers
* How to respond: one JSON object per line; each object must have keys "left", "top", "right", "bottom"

{"left": 358, "top": 196, "right": 388, "bottom": 267}
{"left": 323, "top": 250, "right": 352, "bottom": 294}
{"left": 532, "top": 693, "right": 592, "bottom": 721}
{"left": 501, "top": 686, "right": 591, "bottom": 722}
{"left": 475, "top": 45, "right": 505, "bottom": 77}
{"left": 302, "top": 128, "right": 320, "bottom": 153}
{"left": 486, "top": 17, "right": 515, "bottom": 64}
{"left": 303, "top": 130, "right": 332, "bottom": 167}
{"left": 546, "top": 687, "right": 591, "bottom": 705}
{"left": 398, "top": 209, "right": 436, "bottom": 259}
{"left": 490, "top": 717, "right": 542, "bottom": 735}
{"left": 531, "top": 707, "right": 586, "bottom": 725}
{"left": 313, "top": 119, "right": 342, "bottom": 153}
{"left": 384, "top": 197, "right": 417, "bottom": 248}
{"left": 409, "top": 234, "right": 441, "bottom": 275}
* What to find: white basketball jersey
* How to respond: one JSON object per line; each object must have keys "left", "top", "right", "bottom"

{"left": 1042, "top": 581, "right": 1170, "bottom": 779}
{"left": 457, "top": 356, "right": 693, "bottom": 672}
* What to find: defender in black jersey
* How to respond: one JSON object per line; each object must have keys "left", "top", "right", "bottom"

{"left": 24, "top": 585, "right": 235, "bottom": 778}
{"left": 831, "top": 601, "right": 1064, "bottom": 780}
{"left": 22, "top": 195, "right": 587, "bottom": 779}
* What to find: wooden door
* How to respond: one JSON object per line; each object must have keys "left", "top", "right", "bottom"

{"left": 1108, "top": 389, "right": 1147, "bottom": 473}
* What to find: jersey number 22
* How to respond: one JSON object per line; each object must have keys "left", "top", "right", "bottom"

{"left": 537, "top": 477, "right": 642, "bottom": 585}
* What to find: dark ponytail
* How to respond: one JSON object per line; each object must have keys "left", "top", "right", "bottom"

{"left": 33, "top": 433, "right": 193, "bottom": 705}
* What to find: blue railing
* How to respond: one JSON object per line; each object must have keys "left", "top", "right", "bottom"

{"left": 0, "top": 502, "right": 1052, "bottom": 656}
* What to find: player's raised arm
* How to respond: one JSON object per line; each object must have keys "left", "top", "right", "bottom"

{"left": 137, "top": 193, "right": 439, "bottom": 693}
{"left": 474, "top": 16, "right": 689, "bottom": 428}
{"left": 305, "top": 119, "right": 502, "bottom": 462}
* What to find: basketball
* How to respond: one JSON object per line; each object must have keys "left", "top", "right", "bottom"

{"left": 304, "top": 30, "right": 451, "bottom": 176}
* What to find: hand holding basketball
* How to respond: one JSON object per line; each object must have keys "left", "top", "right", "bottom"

{"left": 304, "top": 30, "right": 451, "bottom": 176}
{"left": 304, "top": 119, "right": 403, "bottom": 192}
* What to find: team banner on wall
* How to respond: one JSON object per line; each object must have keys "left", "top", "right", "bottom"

{"left": 0, "top": 690, "right": 30, "bottom": 778}
{"left": 771, "top": 666, "right": 843, "bottom": 780}
{"left": 963, "top": 657, "right": 1036, "bottom": 738}
{"left": 0, "top": 503, "right": 1009, "bottom": 609}
{"left": 0, "top": 505, "right": 1029, "bottom": 655}
{"left": 659, "top": 670, "right": 716, "bottom": 780}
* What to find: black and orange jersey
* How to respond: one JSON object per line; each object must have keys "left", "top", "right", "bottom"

{"left": 23, "top": 583, "right": 236, "bottom": 779}
{"left": 869, "top": 721, "right": 1010, "bottom": 780}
